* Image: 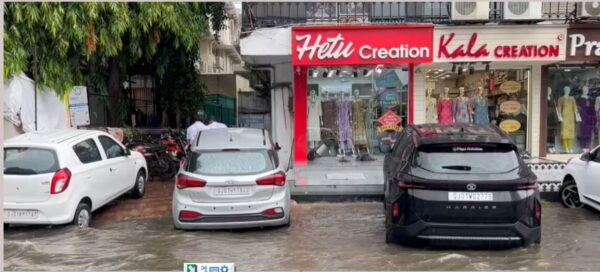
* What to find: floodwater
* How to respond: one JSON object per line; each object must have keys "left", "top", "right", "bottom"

{"left": 5, "top": 201, "right": 600, "bottom": 271}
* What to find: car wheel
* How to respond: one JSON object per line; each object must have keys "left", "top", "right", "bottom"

{"left": 560, "top": 180, "right": 584, "bottom": 208}
{"left": 72, "top": 202, "right": 91, "bottom": 228}
{"left": 131, "top": 170, "right": 146, "bottom": 199}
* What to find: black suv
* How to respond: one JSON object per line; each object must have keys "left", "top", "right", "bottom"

{"left": 383, "top": 124, "right": 541, "bottom": 247}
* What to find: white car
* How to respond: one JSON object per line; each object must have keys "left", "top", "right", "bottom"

{"left": 172, "top": 128, "right": 290, "bottom": 229}
{"left": 4, "top": 129, "right": 147, "bottom": 228}
{"left": 560, "top": 145, "right": 600, "bottom": 210}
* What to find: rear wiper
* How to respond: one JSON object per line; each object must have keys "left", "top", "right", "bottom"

{"left": 441, "top": 165, "right": 472, "bottom": 171}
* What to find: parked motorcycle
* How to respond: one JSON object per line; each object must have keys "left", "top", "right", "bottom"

{"left": 134, "top": 144, "right": 180, "bottom": 181}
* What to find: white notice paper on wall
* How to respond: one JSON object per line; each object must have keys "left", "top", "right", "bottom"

{"left": 69, "top": 86, "right": 90, "bottom": 127}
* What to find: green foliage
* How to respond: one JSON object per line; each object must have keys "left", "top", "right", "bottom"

{"left": 4, "top": 2, "right": 226, "bottom": 99}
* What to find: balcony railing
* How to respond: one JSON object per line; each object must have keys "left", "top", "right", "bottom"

{"left": 242, "top": 2, "right": 583, "bottom": 32}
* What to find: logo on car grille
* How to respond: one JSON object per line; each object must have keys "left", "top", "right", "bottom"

{"left": 466, "top": 183, "right": 477, "bottom": 191}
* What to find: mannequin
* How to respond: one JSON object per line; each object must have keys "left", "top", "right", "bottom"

{"left": 557, "top": 86, "right": 579, "bottom": 153}
{"left": 453, "top": 87, "right": 472, "bottom": 123}
{"left": 338, "top": 91, "right": 354, "bottom": 160}
{"left": 321, "top": 91, "right": 338, "bottom": 156}
{"left": 352, "top": 89, "right": 369, "bottom": 156}
{"left": 425, "top": 88, "right": 438, "bottom": 123}
{"left": 437, "top": 87, "right": 454, "bottom": 125}
{"left": 307, "top": 89, "right": 323, "bottom": 149}
{"left": 577, "top": 85, "right": 597, "bottom": 151}
{"left": 472, "top": 86, "right": 489, "bottom": 124}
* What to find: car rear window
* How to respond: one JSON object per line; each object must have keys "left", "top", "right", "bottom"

{"left": 187, "top": 149, "right": 274, "bottom": 176}
{"left": 414, "top": 143, "right": 520, "bottom": 174}
{"left": 4, "top": 147, "right": 59, "bottom": 175}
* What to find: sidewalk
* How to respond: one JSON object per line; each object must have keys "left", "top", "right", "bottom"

{"left": 93, "top": 180, "right": 174, "bottom": 227}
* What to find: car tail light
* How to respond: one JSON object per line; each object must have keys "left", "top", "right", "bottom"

{"left": 179, "top": 211, "right": 202, "bottom": 220}
{"left": 176, "top": 174, "right": 206, "bottom": 189}
{"left": 262, "top": 207, "right": 284, "bottom": 217}
{"left": 51, "top": 168, "right": 71, "bottom": 194}
{"left": 534, "top": 200, "right": 542, "bottom": 225}
{"left": 392, "top": 202, "right": 400, "bottom": 220}
{"left": 398, "top": 181, "right": 425, "bottom": 190}
{"left": 256, "top": 171, "right": 286, "bottom": 186}
{"left": 516, "top": 182, "right": 538, "bottom": 190}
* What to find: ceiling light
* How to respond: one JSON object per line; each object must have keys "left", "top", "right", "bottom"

{"left": 375, "top": 65, "right": 383, "bottom": 74}
{"left": 312, "top": 70, "right": 319, "bottom": 78}
{"left": 364, "top": 70, "right": 373, "bottom": 77}
{"left": 564, "top": 69, "right": 571, "bottom": 72}
{"left": 328, "top": 70, "right": 336, "bottom": 78}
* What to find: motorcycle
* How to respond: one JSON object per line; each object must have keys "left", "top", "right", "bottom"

{"left": 134, "top": 143, "right": 180, "bottom": 181}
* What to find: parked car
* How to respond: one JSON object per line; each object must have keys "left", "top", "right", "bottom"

{"left": 559, "top": 145, "right": 600, "bottom": 210}
{"left": 383, "top": 124, "right": 541, "bottom": 247}
{"left": 4, "top": 129, "right": 147, "bottom": 228}
{"left": 172, "top": 128, "right": 290, "bottom": 229}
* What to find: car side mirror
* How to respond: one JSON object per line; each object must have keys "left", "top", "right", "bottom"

{"left": 580, "top": 151, "right": 592, "bottom": 162}
{"left": 275, "top": 143, "right": 282, "bottom": 151}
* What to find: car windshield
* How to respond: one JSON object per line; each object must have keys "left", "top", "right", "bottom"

{"left": 4, "top": 147, "right": 59, "bottom": 175}
{"left": 187, "top": 149, "right": 273, "bottom": 176}
{"left": 414, "top": 143, "right": 520, "bottom": 174}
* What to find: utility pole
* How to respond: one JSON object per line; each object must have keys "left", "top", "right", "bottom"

{"left": 33, "top": 46, "right": 38, "bottom": 131}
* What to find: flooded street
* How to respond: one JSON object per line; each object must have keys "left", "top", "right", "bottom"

{"left": 5, "top": 201, "right": 600, "bottom": 271}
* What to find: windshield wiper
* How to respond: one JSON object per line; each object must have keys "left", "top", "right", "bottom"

{"left": 441, "top": 165, "right": 472, "bottom": 171}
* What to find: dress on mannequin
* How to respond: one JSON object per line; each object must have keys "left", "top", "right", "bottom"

{"left": 307, "top": 92, "right": 322, "bottom": 142}
{"left": 425, "top": 89, "right": 438, "bottom": 123}
{"left": 472, "top": 96, "right": 489, "bottom": 124}
{"left": 453, "top": 97, "right": 472, "bottom": 123}
{"left": 321, "top": 100, "right": 338, "bottom": 135}
{"left": 577, "top": 96, "right": 597, "bottom": 150}
{"left": 351, "top": 100, "right": 368, "bottom": 145}
{"left": 558, "top": 95, "right": 578, "bottom": 151}
{"left": 338, "top": 99, "right": 353, "bottom": 150}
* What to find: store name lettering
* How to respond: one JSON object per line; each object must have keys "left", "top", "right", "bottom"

{"left": 438, "top": 32, "right": 560, "bottom": 60}
{"left": 569, "top": 34, "right": 600, "bottom": 57}
{"left": 295, "top": 33, "right": 430, "bottom": 61}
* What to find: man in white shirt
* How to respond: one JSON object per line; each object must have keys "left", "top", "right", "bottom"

{"left": 207, "top": 115, "right": 228, "bottom": 129}
{"left": 186, "top": 111, "right": 209, "bottom": 145}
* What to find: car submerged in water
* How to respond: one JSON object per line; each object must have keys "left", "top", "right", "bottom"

{"left": 383, "top": 124, "right": 541, "bottom": 247}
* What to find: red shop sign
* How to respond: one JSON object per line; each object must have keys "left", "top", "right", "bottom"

{"left": 292, "top": 25, "right": 434, "bottom": 66}
{"left": 378, "top": 111, "right": 402, "bottom": 126}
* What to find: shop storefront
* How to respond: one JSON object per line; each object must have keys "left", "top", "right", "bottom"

{"left": 291, "top": 25, "right": 433, "bottom": 192}
{"left": 542, "top": 25, "right": 600, "bottom": 161}
{"left": 417, "top": 25, "right": 567, "bottom": 157}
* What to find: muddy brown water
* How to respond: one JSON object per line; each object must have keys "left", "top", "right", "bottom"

{"left": 5, "top": 202, "right": 600, "bottom": 271}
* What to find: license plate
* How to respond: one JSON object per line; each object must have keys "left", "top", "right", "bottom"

{"left": 4, "top": 209, "right": 39, "bottom": 219}
{"left": 213, "top": 186, "right": 251, "bottom": 196}
{"left": 448, "top": 192, "right": 493, "bottom": 201}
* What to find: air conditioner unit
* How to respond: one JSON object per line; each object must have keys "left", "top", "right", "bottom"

{"left": 452, "top": 1, "right": 489, "bottom": 21}
{"left": 503, "top": 1, "right": 542, "bottom": 20}
{"left": 579, "top": 2, "right": 600, "bottom": 18}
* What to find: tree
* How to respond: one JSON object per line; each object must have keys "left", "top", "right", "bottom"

{"left": 4, "top": 2, "right": 227, "bottom": 125}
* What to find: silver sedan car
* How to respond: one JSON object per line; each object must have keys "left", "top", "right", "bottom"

{"left": 172, "top": 128, "right": 291, "bottom": 229}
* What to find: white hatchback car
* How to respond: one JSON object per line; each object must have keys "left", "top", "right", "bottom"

{"left": 4, "top": 129, "right": 147, "bottom": 228}
{"left": 172, "top": 128, "right": 290, "bottom": 229}
{"left": 560, "top": 145, "right": 600, "bottom": 210}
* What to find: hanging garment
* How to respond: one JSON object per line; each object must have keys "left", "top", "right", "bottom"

{"left": 472, "top": 96, "right": 489, "bottom": 124}
{"left": 453, "top": 97, "right": 472, "bottom": 124}
{"left": 307, "top": 98, "right": 322, "bottom": 142}
{"left": 437, "top": 98, "right": 453, "bottom": 125}
{"left": 352, "top": 100, "right": 368, "bottom": 145}
{"left": 338, "top": 100, "right": 353, "bottom": 142}
{"left": 425, "top": 97, "right": 438, "bottom": 123}
{"left": 577, "top": 97, "right": 597, "bottom": 149}
{"left": 558, "top": 96, "right": 577, "bottom": 140}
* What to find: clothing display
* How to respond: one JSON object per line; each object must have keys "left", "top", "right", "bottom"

{"left": 472, "top": 96, "right": 489, "bottom": 124}
{"left": 577, "top": 97, "right": 597, "bottom": 149}
{"left": 437, "top": 98, "right": 453, "bottom": 125}
{"left": 307, "top": 97, "right": 322, "bottom": 142}
{"left": 425, "top": 96, "right": 438, "bottom": 123}
{"left": 351, "top": 100, "right": 368, "bottom": 145}
{"left": 453, "top": 97, "right": 472, "bottom": 123}
{"left": 321, "top": 100, "right": 338, "bottom": 136}
{"left": 337, "top": 100, "right": 353, "bottom": 143}
{"left": 558, "top": 96, "right": 578, "bottom": 149}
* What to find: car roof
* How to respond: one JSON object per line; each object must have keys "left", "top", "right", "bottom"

{"left": 410, "top": 123, "right": 514, "bottom": 146}
{"left": 5, "top": 129, "right": 102, "bottom": 146}
{"left": 193, "top": 128, "right": 272, "bottom": 151}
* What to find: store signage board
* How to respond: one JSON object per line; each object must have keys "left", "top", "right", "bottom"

{"left": 499, "top": 119, "right": 521, "bottom": 133}
{"left": 500, "top": 81, "right": 522, "bottom": 94}
{"left": 567, "top": 27, "right": 600, "bottom": 62}
{"left": 378, "top": 111, "right": 402, "bottom": 126}
{"left": 68, "top": 86, "right": 90, "bottom": 127}
{"left": 500, "top": 101, "right": 521, "bottom": 114}
{"left": 434, "top": 26, "right": 567, "bottom": 62}
{"left": 292, "top": 25, "right": 434, "bottom": 66}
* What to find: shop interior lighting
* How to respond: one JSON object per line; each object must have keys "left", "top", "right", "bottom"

{"left": 311, "top": 70, "right": 319, "bottom": 78}
{"left": 364, "top": 70, "right": 373, "bottom": 77}
{"left": 564, "top": 69, "right": 571, "bottom": 72}
{"left": 328, "top": 70, "right": 336, "bottom": 78}
{"left": 375, "top": 65, "right": 384, "bottom": 75}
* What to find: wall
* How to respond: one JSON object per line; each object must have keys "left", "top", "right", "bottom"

{"left": 271, "top": 85, "right": 293, "bottom": 171}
